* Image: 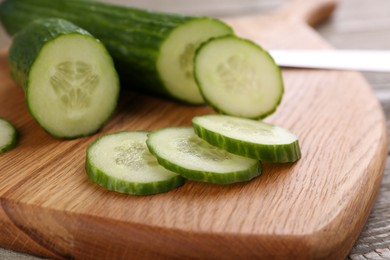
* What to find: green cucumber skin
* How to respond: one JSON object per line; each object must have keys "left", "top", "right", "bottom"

{"left": 86, "top": 158, "right": 185, "bottom": 196}
{"left": 8, "top": 18, "right": 119, "bottom": 139}
{"left": 86, "top": 131, "right": 185, "bottom": 196}
{"left": 150, "top": 151, "right": 262, "bottom": 185}
{"left": 193, "top": 122, "right": 302, "bottom": 163}
{"left": 0, "top": 118, "right": 18, "bottom": 154}
{"left": 0, "top": 0, "right": 233, "bottom": 104}
{"left": 194, "top": 35, "right": 284, "bottom": 119}
{"left": 8, "top": 18, "right": 93, "bottom": 90}
{"left": 146, "top": 132, "right": 262, "bottom": 185}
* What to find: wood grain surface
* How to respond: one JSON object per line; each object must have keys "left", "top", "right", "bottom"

{"left": 0, "top": 0, "right": 388, "bottom": 259}
{"left": 316, "top": 0, "right": 390, "bottom": 259}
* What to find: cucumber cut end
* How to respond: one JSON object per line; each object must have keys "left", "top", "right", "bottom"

{"left": 0, "top": 118, "right": 18, "bottom": 154}
{"left": 157, "top": 18, "right": 233, "bottom": 104}
{"left": 147, "top": 127, "right": 261, "bottom": 184}
{"left": 27, "top": 33, "right": 119, "bottom": 138}
{"left": 86, "top": 131, "right": 184, "bottom": 195}
{"left": 194, "top": 36, "right": 284, "bottom": 118}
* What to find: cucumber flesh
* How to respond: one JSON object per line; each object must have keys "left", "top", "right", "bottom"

{"left": 8, "top": 19, "right": 119, "bottom": 138}
{"left": 193, "top": 115, "right": 301, "bottom": 163}
{"left": 194, "top": 36, "right": 284, "bottom": 118}
{"left": 0, "top": 118, "right": 17, "bottom": 154}
{"left": 158, "top": 18, "right": 233, "bottom": 104}
{"left": 146, "top": 127, "right": 261, "bottom": 185}
{"left": 86, "top": 131, "right": 185, "bottom": 196}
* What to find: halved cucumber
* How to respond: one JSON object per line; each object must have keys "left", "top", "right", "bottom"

{"left": 194, "top": 35, "right": 284, "bottom": 119}
{"left": 0, "top": 118, "right": 17, "bottom": 154}
{"left": 8, "top": 18, "right": 119, "bottom": 138}
{"left": 0, "top": 0, "right": 233, "bottom": 104}
{"left": 193, "top": 115, "right": 301, "bottom": 163}
{"left": 146, "top": 127, "right": 261, "bottom": 185}
{"left": 86, "top": 131, "right": 185, "bottom": 196}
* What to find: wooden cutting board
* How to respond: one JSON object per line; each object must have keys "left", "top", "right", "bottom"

{"left": 0, "top": 0, "right": 387, "bottom": 259}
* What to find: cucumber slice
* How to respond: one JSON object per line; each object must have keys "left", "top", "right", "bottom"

{"left": 8, "top": 18, "right": 119, "bottom": 138}
{"left": 0, "top": 118, "right": 17, "bottom": 154}
{"left": 146, "top": 127, "right": 261, "bottom": 185}
{"left": 192, "top": 115, "right": 301, "bottom": 163}
{"left": 194, "top": 35, "right": 284, "bottom": 119}
{"left": 86, "top": 131, "right": 185, "bottom": 196}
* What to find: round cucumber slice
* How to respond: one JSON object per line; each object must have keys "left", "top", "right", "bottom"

{"left": 0, "top": 118, "right": 18, "bottom": 154}
{"left": 146, "top": 127, "right": 261, "bottom": 185}
{"left": 192, "top": 115, "right": 301, "bottom": 163}
{"left": 194, "top": 35, "right": 284, "bottom": 119}
{"left": 86, "top": 131, "right": 185, "bottom": 196}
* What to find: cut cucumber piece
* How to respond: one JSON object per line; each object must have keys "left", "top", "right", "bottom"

{"left": 194, "top": 35, "right": 284, "bottom": 118}
{"left": 8, "top": 18, "right": 119, "bottom": 138}
{"left": 86, "top": 131, "right": 185, "bottom": 196}
{"left": 193, "top": 115, "right": 301, "bottom": 163}
{"left": 0, "top": 118, "right": 17, "bottom": 154}
{"left": 0, "top": 0, "right": 233, "bottom": 104}
{"left": 157, "top": 19, "right": 233, "bottom": 104}
{"left": 146, "top": 127, "right": 261, "bottom": 185}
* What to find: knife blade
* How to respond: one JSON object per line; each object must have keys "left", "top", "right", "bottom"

{"left": 269, "top": 50, "right": 390, "bottom": 72}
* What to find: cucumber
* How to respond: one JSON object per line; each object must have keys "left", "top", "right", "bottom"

{"left": 8, "top": 18, "right": 119, "bottom": 138}
{"left": 192, "top": 115, "right": 301, "bottom": 163}
{"left": 194, "top": 36, "right": 284, "bottom": 118}
{"left": 0, "top": 0, "right": 233, "bottom": 104}
{"left": 0, "top": 118, "right": 17, "bottom": 154}
{"left": 86, "top": 131, "right": 185, "bottom": 196}
{"left": 146, "top": 127, "right": 261, "bottom": 185}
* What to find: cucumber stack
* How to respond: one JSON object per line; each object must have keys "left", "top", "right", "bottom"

{"left": 85, "top": 116, "right": 300, "bottom": 195}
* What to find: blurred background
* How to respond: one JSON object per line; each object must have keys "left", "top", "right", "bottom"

{"left": 1, "top": 0, "right": 390, "bottom": 49}
{"left": 0, "top": 0, "right": 390, "bottom": 259}
{"left": 0, "top": 0, "right": 288, "bottom": 48}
